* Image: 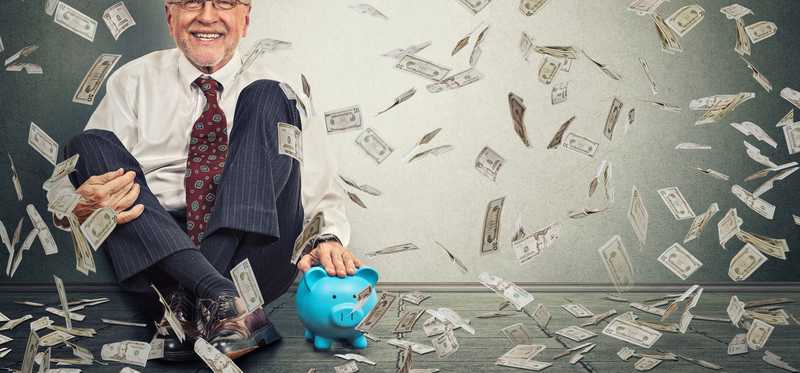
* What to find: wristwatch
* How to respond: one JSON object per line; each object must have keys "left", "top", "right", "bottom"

{"left": 302, "top": 233, "right": 342, "bottom": 254}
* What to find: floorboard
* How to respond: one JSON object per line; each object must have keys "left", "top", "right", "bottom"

{"left": 0, "top": 289, "right": 798, "bottom": 372}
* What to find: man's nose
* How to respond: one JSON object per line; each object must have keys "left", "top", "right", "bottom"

{"left": 196, "top": 1, "right": 221, "bottom": 23}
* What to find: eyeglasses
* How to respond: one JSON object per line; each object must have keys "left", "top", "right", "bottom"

{"left": 167, "top": 0, "right": 251, "bottom": 11}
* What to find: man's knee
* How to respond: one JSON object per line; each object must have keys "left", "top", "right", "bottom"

{"left": 65, "top": 129, "right": 122, "bottom": 156}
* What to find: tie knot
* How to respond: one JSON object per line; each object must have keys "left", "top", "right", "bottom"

{"left": 194, "top": 77, "right": 222, "bottom": 96}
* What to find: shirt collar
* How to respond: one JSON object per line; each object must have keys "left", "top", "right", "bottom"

{"left": 177, "top": 49, "right": 242, "bottom": 91}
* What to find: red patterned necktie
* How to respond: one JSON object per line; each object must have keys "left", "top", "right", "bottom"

{"left": 185, "top": 76, "right": 229, "bottom": 245}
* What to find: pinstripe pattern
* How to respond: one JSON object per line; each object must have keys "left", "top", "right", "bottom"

{"left": 64, "top": 80, "right": 304, "bottom": 299}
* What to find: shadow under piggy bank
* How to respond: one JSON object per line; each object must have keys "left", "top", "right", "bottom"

{"left": 296, "top": 266, "right": 379, "bottom": 351}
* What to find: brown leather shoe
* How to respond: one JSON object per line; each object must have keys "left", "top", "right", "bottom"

{"left": 196, "top": 293, "right": 281, "bottom": 360}
{"left": 156, "top": 288, "right": 199, "bottom": 362}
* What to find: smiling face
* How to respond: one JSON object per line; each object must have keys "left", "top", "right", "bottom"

{"left": 165, "top": 1, "right": 251, "bottom": 73}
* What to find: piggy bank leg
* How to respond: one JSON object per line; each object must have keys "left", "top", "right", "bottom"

{"left": 313, "top": 335, "right": 333, "bottom": 350}
{"left": 350, "top": 333, "right": 368, "bottom": 349}
{"left": 303, "top": 329, "right": 314, "bottom": 342}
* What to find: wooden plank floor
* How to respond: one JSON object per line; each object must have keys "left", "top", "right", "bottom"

{"left": 0, "top": 289, "right": 798, "bottom": 372}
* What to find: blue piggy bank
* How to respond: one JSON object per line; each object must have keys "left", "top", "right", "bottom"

{"left": 296, "top": 266, "right": 379, "bottom": 351}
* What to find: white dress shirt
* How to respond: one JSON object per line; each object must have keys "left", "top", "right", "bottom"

{"left": 57, "top": 48, "right": 350, "bottom": 245}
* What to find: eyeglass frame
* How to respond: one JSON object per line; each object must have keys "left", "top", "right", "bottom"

{"left": 166, "top": 0, "right": 251, "bottom": 11}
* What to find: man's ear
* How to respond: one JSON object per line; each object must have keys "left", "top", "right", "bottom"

{"left": 242, "top": 12, "right": 250, "bottom": 37}
{"left": 303, "top": 266, "right": 328, "bottom": 291}
{"left": 165, "top": 5, "right": 174, "bottom": 35}
{"left": 355, "top": 267, "right": 379, "bottom": 287}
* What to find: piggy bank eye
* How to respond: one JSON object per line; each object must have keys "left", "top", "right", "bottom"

{"left": 332, "top": 294, "right": 337, "bottom": 299}
{"left": 352, "top": 294, "right": 356, "bottom": 299}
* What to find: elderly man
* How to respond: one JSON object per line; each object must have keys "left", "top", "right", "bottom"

{"left": 55, "top": 0, "right": 360, "bottom": 361}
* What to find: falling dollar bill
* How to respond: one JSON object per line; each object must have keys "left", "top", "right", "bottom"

{"left": 432, "top": 326, "right": 459, "bottom": 358}
{"left": 53, "top": 275, "right": 72, "bottom": 330}
{"left": 349, "top": 3, "right": 389, "bottom": 20}
{"left": 602, "top": 317, "right": 662, "bottom": 348}
{"left": 28, "top": 122, "right": 59, "bottom": 165}
{"left": 231, "top": 259, "right": 264, "bottom": 314}
{"left": 366, "top": 243, "right": 419, "bottom": 258}
{"left": 102, "top": 2, "right": 136, "bottom": 40}
{"left": 519, "top": 0, "right": 549, "bottom": 16}
{"left": 657, "top": 243, "right": 702, "bottom": 280}
{"left": 194, "top": 338, "right": 243, "bottom": 373}
{"left": 427, "top": 68, "right": 484, "bottom": 93}
{"left": 73, "top": 54, "right": 122, "bottom": 105}
{"left": 151, "top": 285, "right": 186, "bottom": 343}
{"left": 277, "top": 122, "right": 303, "bottom": 164}
{"left": 21, "top": 329, "right": 39, "bottom": 373}
{"left": 598, "top": 235, "right": 634, "bottom": 293}
{"left": 478, "top": 272, "right": 534, "bottom": 310}
{"left": 457, "top": 0, "right": 493, "bottom": 14}
{"left": 731, "top": 184, "right": 775, "bottom": 220}
{"left": 101, "top": 340, "right": 150, "bottom": 367}
{"left": 627, "top": 186, "right": 649, "bottom": 246}
{"left": 355, "top": 128, "right": 393, "bottom": 164}
{"left": 396, "top": 55, "right": 451, "bottom": 82}
{"left": 382, "top": 40, "right": 431, "bottom": 59}
{"left": 746, "top": 319, "right": 774, "bottom": 350}
{"left": 627, "top": 0, "right": 668, "bottom": 15}
{"left": 475, "top": 146, "right": 504, "bottom": 181}
{"left": 508, "top": 92, "right": 530, "bottom": 147}
{"left": 480, "top": 197, "right": 504, "bottom": 255}
{"left": 666, "top": 5, "right": 705, "bottom": 37}
{"left": 547, "top": 116, "right": 576, "bottom": 149}
{"left": 537, "top": 57, "right": 561, "bottom": 85}
{"left": 377, "top": 87, "right": 416, "bottom": 116}
{"left": 555, "top": 325, "right": 596, "bottom": 342}
{"left": 501, "top": 323, "right": 532, "bottom": 345}
{"left": 291, "top": 212, "right": 323, "bottom": 264}
{"left": 745, "top": 21, "right": 777, "bottom": 44}
{"left": 563, "top": 133, "right": 599, "bottom": 158}
{"left": 356, "top": 292, "right": 397, "bottom": 332}
{"left": 657, "top": 187, "right": 696, "bottom": 220}
{"left": 54, "top": 1, "right": 98, "bottom": 42}
{"left": 729, "top": 243, "right": 767, "bottom": 281}
{"left": 720, "top": 4, "right": 752, "bottom": 19}
{"left": 325, "top": 106, "right": 362, "bottom": 134}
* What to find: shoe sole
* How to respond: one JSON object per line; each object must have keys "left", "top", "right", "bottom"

{"left": 220, "top": 324, "right": 282, "bottom": 360}
{"left": 163, "top": 349, "right": 197, "bottom": 362}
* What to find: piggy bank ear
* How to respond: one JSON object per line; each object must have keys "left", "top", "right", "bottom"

{"left": 355, "top": 266, "right": 379, "bottom": 287}
{"left": 303, "top": 266, "right": 328, "bottom": 291}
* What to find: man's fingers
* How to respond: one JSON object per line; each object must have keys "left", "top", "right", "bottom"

{"left": 318, "top": 246, "right": 336, "bottom": 276}
{"left": 88, "top": 168, "right": 124, "bottom": 184}
{"left": 296, "top": 255, "right": 312, "bottom": 272}
{"left": 113, "top": 183, "right": 140, "bottom": 212}
{"left": 98, "top": 171, "right": 136, "bottom": 199}
{"left": 343, "top": 252, "right": 357, "bottom": 275}
{"left": 332, "top": 250, "right": 347, "bottom": 277}
{"left": 116, "top": 204, "right": 144, "bottom": 224}
{"left": 353, "top": 256, "right": 364, "bottom": 268}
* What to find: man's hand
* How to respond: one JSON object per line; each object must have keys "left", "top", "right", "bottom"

{"left": 73, "top": 168, "right": 145, "bottom": 225}
{"left": 296, "top": 241, "right": 363, "bottom": 277}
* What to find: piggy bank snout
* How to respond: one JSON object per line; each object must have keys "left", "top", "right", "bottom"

{"left": 331, "top": 303, "right": 364, "bottom": 328}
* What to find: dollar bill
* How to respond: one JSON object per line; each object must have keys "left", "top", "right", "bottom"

{"left": 562, "top": 304, "right": 594, "bottom": 318}
{"left": 101, "top": 340, "right": 150, "bottom": 367}
{"left": 537, "top": 57, "right": 561, "bottom": 85}
{"left": 638, "top": 57, "right": 658, "bottom": 95}
{"left": 194, "top": 337, "right": 242, "bottom": 373}
{"left": 377, "top": 87, "right": 416, "bottom": 116}
{"left": 729, "top": 243, "right": 768, "bottom": 281}
{"left": 746, "top": 319, "right": 774, "bottom": 350}
{"left": 519, "top": 31, "right": 534, "bottom": 60}
{"left": 475, "top": 147, "right": 504, "bottom": 182}
{"left": 26, "top": 204, "right": 58, "bottom": 255}
{"left": 230, "top": 259, "right": 264, "bottom": 314}
{"left": 478, "top": 272, "right": 534, "bottom": 310}
{"left": 382, "top": 40, "right": 431, "bottom": 59}
{"left": 276, "top": 122, "right": 303, "bottom": 164}
{"left": 30, "top": 316, "right": 53, "bottom": 332}
{"left": 151, "top": 285, "right": 186, "bottom": 343}
{"left": 727, "top": 296, "right": 747, "bottom": 327}
{"left": 731, "top": 121, "right": 778, "bottom": 148}
{"left": 349, "top": 3, "right": 388, "bottom": 20}
{"left": 291, "top": 212, "right": 323, "bottom": 264}
{"left": 555, "top": 325, "right": 596, "bottom": 342}
{"left": 53, "top": 275, "right": 72, "bottom": 330}
{"left": 500, "top": 344, "right": 546, "bottom": 360}
{"left": 495, "top": 358, "right": 551, "bottom": 371}
{"left": 657, "top": 187, "right": 695, "bottom": 220}
{"left": 745, "top": 21, "right": 777, "bottom": 44}
{"left": 68, "top": 214, "right": 96, "bottom": 274}
{"left": 513, "top": 231, "right": 542, "bottom": 265}
{"left": 427, "top": 68, "right": 484, "bottom": 93}
{"left": 634, "top": 357, "right": 662, "bottom": 371}
{"left": 394, "top": 308, "right": 425, "bottom": 333}
{"left": 732, "top": 184, "right": 775, "bottom": 220}
{"left": 324, "top": 105, "right": 362, "bottom": 134}
{"left": 355, "top": 128, "right": 393, "bottom": 164}
{"left": 604, "top": 97, "right": 623, "bottom": 141}
{"left": 736, "top": 230, "right": 788, "bottom": 260}
{"left": 652, "top": 13, "right": 683, "bottom": 54}
{"left": 435, "top": 241, "right": 469, "bottom": 273}
{"left": 508, "top": 93, "right": 530, "bottom": 147}
{"left": 457, "top": 0, "right": 492, "bottom": 14}
{"left": 598, "top": 235, "right": 634, "bottom": 293}
{"left": 366, "top": 243, "right": 419, "bottom": 258}
{"left": 238, "top": 38, "right": 292, "bottom": 74}
{"left": 627, "top": 0, "right": 667, "bottom": 15}
{"left": 28, "top": 122, "right": 59, "bottom": 165}
{"left": 396, "top": 55, "right": 451, "bottom": 82}
{"left": 581, "top": 309, "right": 617, "bottom": 327}
{"left": 408, "top": 145, "right": 454, "bottom": 163}
{"left": 734, "top": 18, "right": 751, "bottom": 56}
{"left": 46, "top": 154, "right": 80, "bottom": 190}
{"left": 21, "top": 330, "right": 39, "bottom": 373}
{"left": 1, "top": 314, "right": 33, "bottom": 331}
{"left": 627, "top": 186, "right": 648, "bottom": 246}
{"left": 551, "top": 82, "right": 568, "bottom": 105}
{"left": 535, "top": 46, "right": 578, "bottom": 59}
{"left": 683, "top": 202, "right": 719, "bottom": 243}
{"left": 40, "top": 330, "right": 75, "bottom": 347}
{"left": 657, "top": 243, "right": 702, "bottom": 280}
{"left": 356, "top": 292, "right": 397, "bottom": 332}
{"left": 501, "top": 323, "right": 532, "bottom": 345}
{"left": 7, "top": 154, "right": 23, "bottom": 201}
{"left": 753, "top": 166, "right": 798, "bottom": 198}
{"left": 480, "top": 197, "right": 504, "bottom": 255}
{"left": 54, "top": 1, "right": 98, "bottom": 42}
{"left": 783, "top": 121, "right": 800, "bottom": 155}
{"left": 338, "top": 175, "right": 382, "bottom": 196}
{"left": 103, "top": 2, "right": 135, "bottom": 40}
{"left": 728, "top": 333, "right": 748, "bottom": 355}
{"left": 630, "top": 302, "right": 666, "bottom": 317}
{"left": 73, "top": 53, "right": 121, "bottom": 105}
{"left": 739, "top": 57, "right": 773, "bottom": 92}
{"left": 581, "top": 49, "right": 622, "bottom": 80}
{"left": 547, "top": 116, "right": 576, "bottom": 149}
{"left": 720, "top": 4, "right": 752, "bottom": 19}
{"left": 386, "top": 338, "right": 436, "bottom": 354}
{"left": 519, "top": 0, "right": 549, "bottom": 16}
{"left": 431, "top": 327, "right": 459, "bottom": 358}
{"left": 80, "top": 207, "right": 117, "bottom": 251}
{"left": 763, "top": 351, "right": 799, "bottom": 372}
{"left": 469, "top": 25, "right": 489, "bottom": 67}
{"left": 781, "top": 87, "right": 800, "bottom": 109}
{"left": 422, "top": 316, "right": 447, "bottom": 337}
{"left": 603, "top": 318, "right": 662, "bottom": 348}
{"left": 563, "top": 132, "right": 599, "bottom": 158}
{"left": 666, "top": 5, "right": 704, "bottom": 37}
{"left": 334, "top": 353, "right": 376, "bottom": 366}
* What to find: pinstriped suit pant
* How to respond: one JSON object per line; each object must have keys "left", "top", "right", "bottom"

{"left": 64, "top": 80, "right": 304, "bottom": 306}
